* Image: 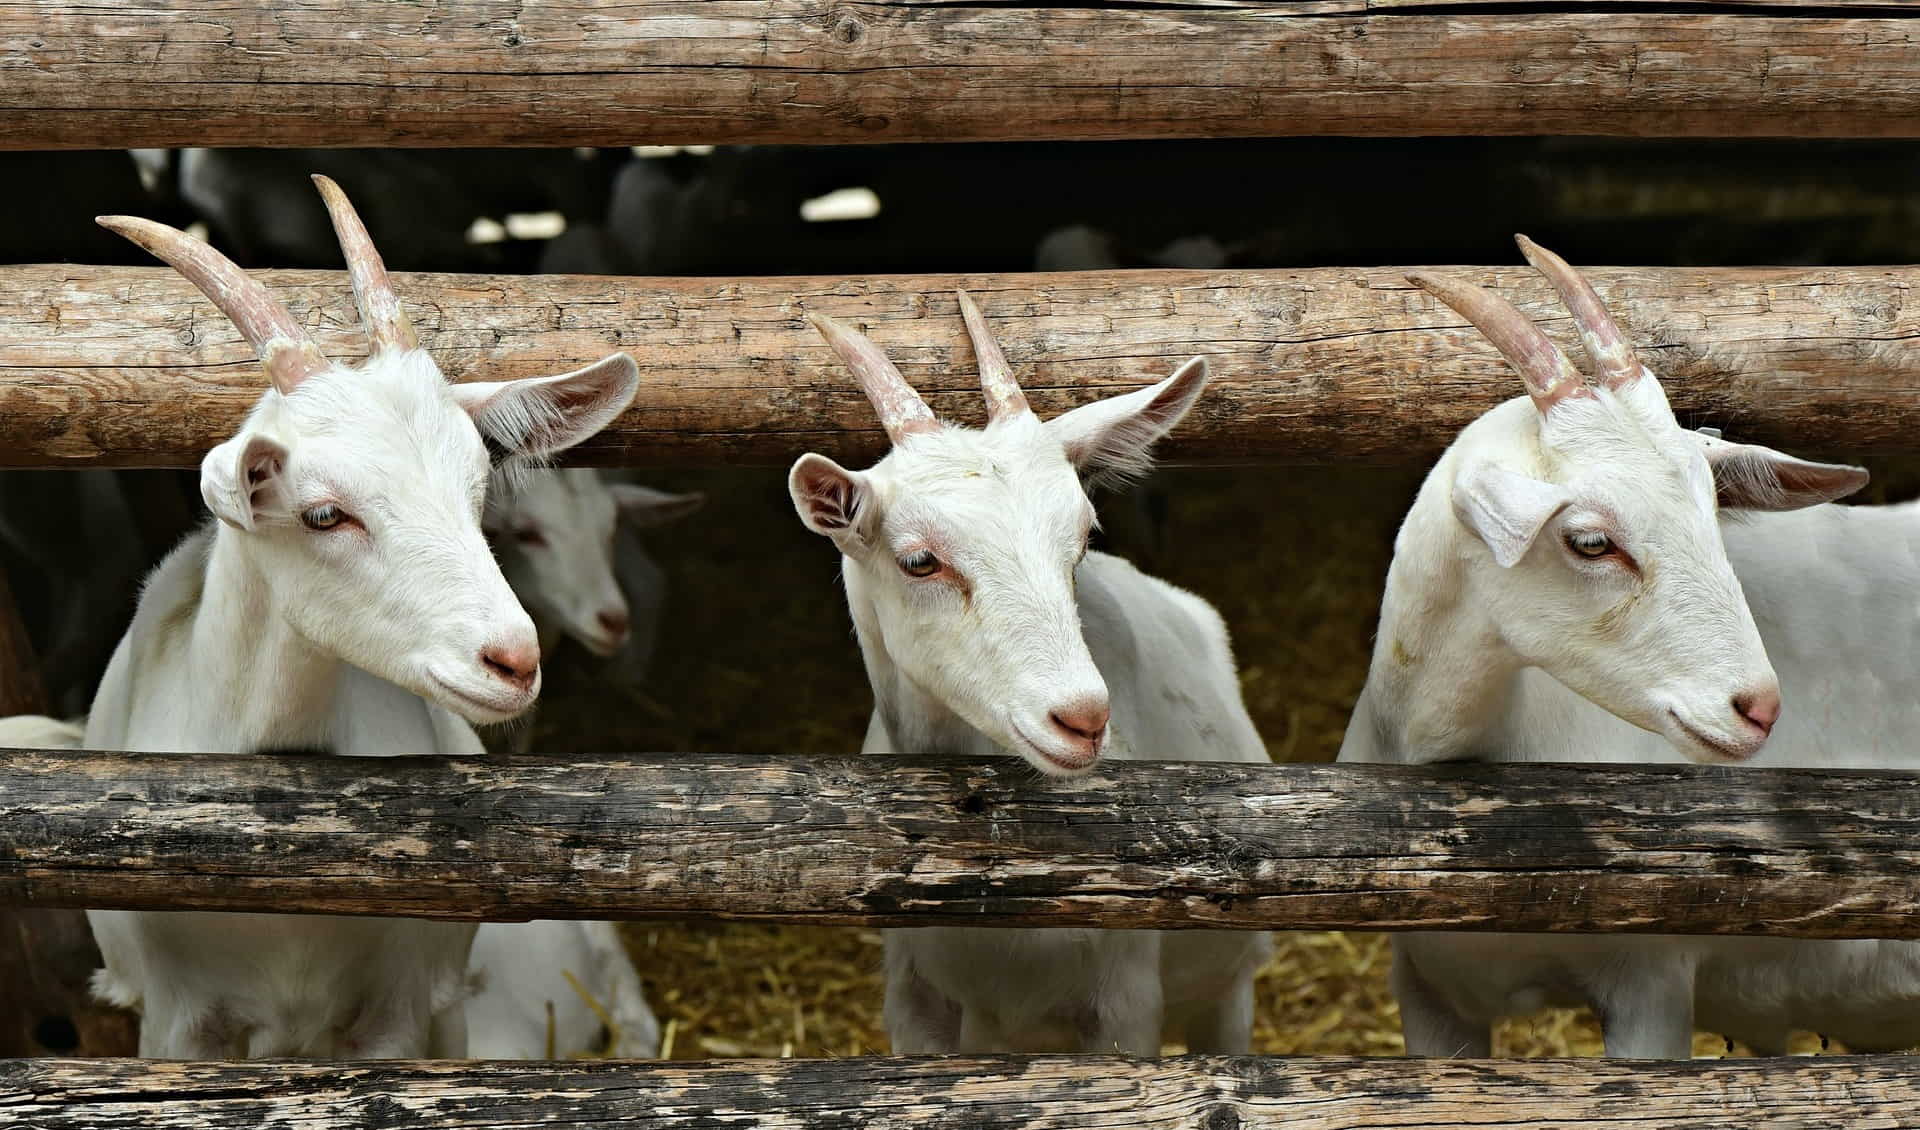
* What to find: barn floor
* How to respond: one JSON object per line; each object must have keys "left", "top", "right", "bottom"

{"left": 527, "top": 462, "right": 1894, "bottom": 1062}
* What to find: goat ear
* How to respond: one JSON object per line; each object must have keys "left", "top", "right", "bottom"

{"left": 1453, "top": 461, "right": 1573, "bottom": 568}
{"left": 1046, "top": 356, "right": 1210, "bottom": 477}
{"left": 1694, "top": 432, "right": 1869, "bottom": 511}
{"left": 789, "top": 453, "right": 874, "bottom": 548}
{"left": 200, "top": 432, "right": 290, "bottom": 531}
{"left": 611, "top": 484, "right": 707, "bottom": 529}
{"left": 453, "top": 352, "right": 639, "bottom": 460}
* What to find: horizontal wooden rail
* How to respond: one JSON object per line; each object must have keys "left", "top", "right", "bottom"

{"left": 8, "top": 3, "right": 1920, "bottom": 148}
{"left": 6, "top": 749, "right": 1920, "bottom": 936}
{"left": 6, "top": 1054, "right": 1919, "bottom": 1128}
{"left": 6, "top": 264, "right": 1920, "bottom": 468}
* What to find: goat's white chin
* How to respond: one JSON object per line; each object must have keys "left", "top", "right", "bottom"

{"left": 1663, "top": 708, "right": 1765, "bottom": 765}
{"left": 426, "top": 667, "right": 540, "bottom": 724}
{"left": 569, "top": 627, "right": 628, "bottom": 658}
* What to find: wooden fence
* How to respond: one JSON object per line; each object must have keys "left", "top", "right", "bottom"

{"left": 8, "top": 750, "right": 1920, "bottom": 938}
{"left": 5, "top": 1, "right": 1920, "bottom": 1125}
{"left": 4, "top": 264, "right": 1920, "bottom": 468}
{"left": 9, "top": 2, "right": 1920, "bottom": 147}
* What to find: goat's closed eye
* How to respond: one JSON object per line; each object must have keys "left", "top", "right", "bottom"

{"left": 300, "top": 504, "right": 352, "bottom": 532}
{"left": 515, "top": 526, "right": 548, "bottom": 547}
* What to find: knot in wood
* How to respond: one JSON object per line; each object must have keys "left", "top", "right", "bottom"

{"left": 832, "top": 13, "right": 866, "bottom": 45}
{"left": 1204, "top": 1105, "right": 1243, "bottom": 1130}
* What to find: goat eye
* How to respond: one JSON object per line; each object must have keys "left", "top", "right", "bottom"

{"left": 515, "top": 527, "right": 548, "bottom": 547}
{"left": 898, "top": 549, "right": 941, "bottom": 578}
{"left": 1568, "top": 531, "right": 1613, "bottom": 558}
{"left": 301, "top": 505, "right": 348, "bottom": 532}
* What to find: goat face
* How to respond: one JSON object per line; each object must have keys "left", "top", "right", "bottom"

{"left": 790, "top": 294, "right": 1208, "bottom": 777}
{"left": 488, "top": 469, "right": 703, "bottom": 658}
{"left": 104, "top": 176, "right": 638, "bottom": 725}
{"left": 1417, "top": 239, "right": 1859, "bottom": 764}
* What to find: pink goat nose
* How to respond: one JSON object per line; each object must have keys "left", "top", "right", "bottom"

{"left": 1734, "top": 689, "right": 1781, "bottom": 735}
{"left": 597, "top": 609, "right": 630, "bottom": 638}
{"left": 1048, "top": 701, "right": 1111, "bottom": 748}
{"left": 480, "top": 642, "right": 539, "bottom": 692}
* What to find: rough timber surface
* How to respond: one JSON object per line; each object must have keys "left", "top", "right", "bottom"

{"left": 5, "top": 1054, "right": 1920, "bottom": 1128}
{"left": 7, "top": 2, "right": 1920, "bottom": 148}
{"left": 5, "top": 264, "right": 1920, "bottom": 468}
{"left": 6, "top": 749, "right": 1920, "bottom": 937}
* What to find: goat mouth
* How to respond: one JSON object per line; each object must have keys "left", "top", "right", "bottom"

{"left": 1667, "top": 710, "right": 1754, "bottom": 762}
{"left": 1011, "top": 721, "right": 1097, "bottom": 774}
{"left": 431, "top": 674, "right": 536, "bottom": 721}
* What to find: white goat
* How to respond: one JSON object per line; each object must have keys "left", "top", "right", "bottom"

{"left": 1339, "top": 238, "right": 1871, "bottom": 1058}
{"left": 465, "top": 920, "right": 661, "bottom": 1059}
{"left": 81, "top": 177, "right": 639, "bottom": 1059}
{"left": 487, "top": 468, "right": 703, "bottom": 664}
{"left": 789, "top": 294, "right": 1271, "bottom": 1054}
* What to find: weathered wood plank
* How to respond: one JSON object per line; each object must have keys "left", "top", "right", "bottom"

{"left": 6, "top": 1054, "right": 1920, "bottom": 1128}
{"left": 6, "top": 750, "right": 1920, "bottom": 937}
{"left": 5, "top": 264, "right": 1920, "bottom": 468}
{"left": 7, "top": 3, "right": 1920, "bottom": 148}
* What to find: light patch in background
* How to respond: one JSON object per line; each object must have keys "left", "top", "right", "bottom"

{"left": 800, "top": 187, "right": 881, "bottom": 224}
{"left": 185, "top": 222, "right": 210, "bottom": 243}
{"left": 466, "top": 217, "right": 508, "bottom": 245}
{"left": 633, "top": 145, "right": 716, "bottom": 158}
{"left": 506, "top": 211, "right": 566, "bottom": 240}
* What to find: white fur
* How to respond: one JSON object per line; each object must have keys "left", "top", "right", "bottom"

{"left": 791, "top": 369, "right": 1270, "bottom": 1055}
{"left": 1338, "top": 369, "right": 1896, "bottom": 1058}
{"left": 1384, "top": 495, "right": 1920, "bottom": 1058}
{"left": 487, "top": 468, "right": 702, "bottom": 664}
{"left": 82, "top": 341, "right": 638, "bottom": 1059}
{"left": 465, "top": 920, "right": 661, "bottom": 1059}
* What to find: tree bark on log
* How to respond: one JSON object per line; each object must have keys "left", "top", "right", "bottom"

{"left": 7, "top": 3, "right": 1920, "bottom": 148}
{"left": 6, "top": 750, "right": 1920, "bottom": 938}
{"left": 4, "top": 264, "right": 1920, "bottom": 469}
{"left": 6, "top": 1053, "right": 1919, "bottom": 1128}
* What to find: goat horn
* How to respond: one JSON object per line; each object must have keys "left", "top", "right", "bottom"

{"left": 1409, "top": 270, "right": 1590, "bottom": 414}
{"left": 956, "top": 290, "right": 1030, "bottom": 422}
{"left": 97, "top": 215, "right": 331, "bottom": 396}
{"left": 809, "top": 312, "right": 940, "bottom": 445}
{"left": 311, "top": 174, "right": 418, "bottom": 355}
{"left": 1515, "top": 235, "right": 1640, "bottom": 389}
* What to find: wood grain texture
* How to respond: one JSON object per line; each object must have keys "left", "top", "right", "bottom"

{"left": 6, "top": 749, "right": 1920, "bottom": 937}
{"left": 6, "top": 264, "right": 1920, "bottom": 468}
{"left": 7, "top": 3, "right": 1920, "bottom": 148}
{"left": 7, "top": 1053, "right": 1920, "bottom": 1128}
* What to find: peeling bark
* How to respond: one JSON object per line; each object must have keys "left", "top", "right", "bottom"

{"left": 3, "top": 264, "right": 1919, "bottom": 468}
{"left": 5, "top": 1053, "right": 1919, "bottom": 1128}
{"left": 4, "top": 750, "right": 1920, "bottom": 937}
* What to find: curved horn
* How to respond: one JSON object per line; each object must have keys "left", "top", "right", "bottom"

{"left": 311, "top": 174, "right": 418, "bottom": 355}
{"left": 97, "top": 215, "right": 330, "bottom": 395}
{"left": 1515, "top": 234, "right": 1640, "bottom": 389}
{"left": 1409, "top": 271, "right": 1590, "bottom": 414}
{"left": 809, "top": 312, "right": 940, "bottom": 444}
{"left": 956, "top": 290, "right": 1030, "bottom": 422}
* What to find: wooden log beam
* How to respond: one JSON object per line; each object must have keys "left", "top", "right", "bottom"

{"left": 7, "top": 1054, "right": 1920, "bottom": 1128}
{"left": 6, "top": 264, "right": 1920, "bottom": 469}
{"left": 7, "top": 749, "right": 1920, "bottom": 937}
{"left": 7, "top": 3, "right": 1920, "bottom": 148}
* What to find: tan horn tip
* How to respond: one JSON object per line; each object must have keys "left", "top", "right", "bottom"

{"left": 1405, "top": 271, "right": 1443, "bottom": 292}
